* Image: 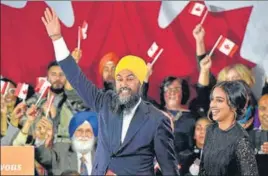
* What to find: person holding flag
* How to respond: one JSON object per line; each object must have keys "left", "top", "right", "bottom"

{"left": 12, "top": 104, "right": 54, "bottom": 175}
{"left": 1, "top": 78, "right": 34, "bottom": 136}
{"left": 1, "top": 78, "right": 19, "bottom": 137}
{"left": 192, "top": 23, "right": 268, "bottom": 131}
{"left": 0, "top": 77, "right": 35, "bottom": 146}
{"left": 23, "top": 59, "right": 89, "bottom": 144}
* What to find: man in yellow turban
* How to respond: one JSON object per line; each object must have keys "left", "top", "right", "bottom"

{"left": 110, "top": 55, "right": 148, "bottom": 114}
{"left": 41, "top": 8, "right": 179, "bottom": 176}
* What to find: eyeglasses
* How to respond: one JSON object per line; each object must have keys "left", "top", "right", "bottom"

{"left": 164, "top": 87, "right": 182, "bottom": 93}
{"left": 5, "top": 88, "right": 16, "bottom": 95}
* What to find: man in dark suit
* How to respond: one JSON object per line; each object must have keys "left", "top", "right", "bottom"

{"left": 41, "top": 8, "right": 180, "bottom": 175}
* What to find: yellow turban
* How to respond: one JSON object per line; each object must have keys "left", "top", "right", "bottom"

{"left": 115, "top": 55, "right": 147, "bottom": 84}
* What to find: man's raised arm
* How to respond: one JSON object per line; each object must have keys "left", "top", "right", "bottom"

{"left": 41, "top": 8, "right": 107, "bottom": 112}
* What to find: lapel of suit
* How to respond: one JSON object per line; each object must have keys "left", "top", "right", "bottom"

{"left": 110, "top": 112, "right": 123, "bottom": 154}
{"left": 116, "top": 101, "right": 149, "bottom": 153}
{"left": 68, "top": 148, "right": 78, "bottom": 171}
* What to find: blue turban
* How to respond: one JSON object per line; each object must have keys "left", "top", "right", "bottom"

{"left": 69, "top": 111, "right": 98, "bottom": 137}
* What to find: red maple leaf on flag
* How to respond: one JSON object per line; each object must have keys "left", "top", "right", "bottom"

{"left": 195, "top": 7, "right": 201, "bottom": 11}
{"left": 224, "top": 45, "right": 230, "bottom": 50}
{"left": 0, "top": 1, "right": 253, "bottom": 102}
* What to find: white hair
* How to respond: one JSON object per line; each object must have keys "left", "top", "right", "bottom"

{"left": 71, "top": 135, "right": 95, "bottom": 154}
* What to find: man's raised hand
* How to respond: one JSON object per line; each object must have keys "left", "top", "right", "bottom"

{"left": 41, "top": 8, "right": 61, "bottom": 41}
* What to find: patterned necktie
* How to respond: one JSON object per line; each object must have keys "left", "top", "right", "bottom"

{"left": 80, "top": 156, "right": 88, "bottom": 175}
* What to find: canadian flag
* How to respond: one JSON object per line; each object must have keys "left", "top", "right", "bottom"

{"left": 35, "top": 77, "right": 47, "bottom": 92}
{"left": 36, "top": 77, "right": 47, "bottom": 84}
{"left": 35, "top": 79, "right": 51, "bottom": 98}
{"left": 147, "top": 42, "right": 164, "bottom": 65}
{"left": 1, "top": 81, "right": 9, "bottom": 95}
{"left": 217, "top": 36, "right": 239, "bottom": 57}
{"left": 15, "top": 83, "right": 29, "bottom": 100}
{"left": 79, "top": 21, "right": 88, "bottom": 40}
{"left": 189, "top": 2, "right": 206, "bottom": 17}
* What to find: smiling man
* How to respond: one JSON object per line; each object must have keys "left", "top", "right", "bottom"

{"left": 34, "top": 111, "right": 98, "bottom": 175}
{"left": 41, "top": 8, "right": 179, "bottom": 176}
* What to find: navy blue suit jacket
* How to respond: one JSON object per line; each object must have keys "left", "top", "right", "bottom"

{"left": 59, "top": 56, "right": 179, "bottom": 175}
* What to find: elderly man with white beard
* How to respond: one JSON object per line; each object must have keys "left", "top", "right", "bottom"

{"left": 34, "top": 111, "right": 98, "bottom": 175}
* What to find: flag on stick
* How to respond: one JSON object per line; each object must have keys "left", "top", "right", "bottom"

{"left": 209, "top": 35, "right": 238, "bottom": 57}
{"left": 35, "top": 80, "right": 51, "bottom": 106}
{"left": 217, "top": 36, "right": 239, "bottom": 57}
{"left": 147, "top": 42, "right": 164, "bottom": 66}
{"left": 189, "top": 2, "right": 208, "bottom": 24}
{"left": 1, "top": 81, "right": 8, "bottom": 95}
{"left": 45, "top": 94, "right": 55, "bottom": 119}
{"left": 77, "top": 21, "right": 88, "bottom": 50}
{"left": 189, "top": 2, "right": 206, "bottom": 17}
{"left": 200, "top": 10, "right": 208, "bottom": 25}
{"left": 15, "top": 83, "right": 29, "bottom": 101}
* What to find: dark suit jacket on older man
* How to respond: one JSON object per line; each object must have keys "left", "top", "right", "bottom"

{"left": 35, "top": 142, "right": 95, "bottom": 175}
{"left": 56, "top": 54, "right": 179, "bottom": 175}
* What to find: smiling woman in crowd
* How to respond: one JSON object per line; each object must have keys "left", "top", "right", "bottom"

{"left": 1, "top": 77, "right": 34, "bottom": 137}
{"left": 199, "top": 80, "right": 258, "bottom": 176}
{"left": 192, "top": 24, "right": 268, "bottom": 132}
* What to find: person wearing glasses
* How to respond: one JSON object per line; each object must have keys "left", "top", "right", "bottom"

{"left": 140, "top": 63, "right": 195, "bottom": 175}
{"left": 1, "top": 77, "right": 35, "bottom": 146}
{"left": 1, "top": 78, "right": 35, "bottom": 136}
{"left": 145, "top": 74, "right": 195, "bottom": 175}
{"left": 1, "top": 78, "right": 19, "bottom": 137}
{"left": 159, "top": 76, "right": 196, "bottom": 175}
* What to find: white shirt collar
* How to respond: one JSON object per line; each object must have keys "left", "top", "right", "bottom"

{"left": 121, "top": 98, "right": 142, "bottom": 143}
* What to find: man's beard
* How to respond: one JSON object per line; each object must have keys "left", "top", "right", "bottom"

{"left": 50, "top": 83, "right": 64, "bottom": 94}
{"left": 103, "top": 81, "right": 115, "bottom": 91}
{"left": 110, "top": 87, "right": 140, "bottom": 115}
{"left": 72, "top": 136, "right": 95, "bottom": 154}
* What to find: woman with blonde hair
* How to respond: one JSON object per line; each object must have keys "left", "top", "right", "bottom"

{"left": 217, "top": 64, "right": 255, "bottom": 88}
{"left": 192, "top": 24, "right": 268, "bottom": 131}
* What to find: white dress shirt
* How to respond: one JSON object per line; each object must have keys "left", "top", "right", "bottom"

{"left": 121, "top": 98, "right": 141, "bottom": 143}
{"left": 77, "top": 152, "right": 93, "bottom": 174}
{"left": 53, "top": 37, "right": 70, "bottom": 62}
{"left": 52, "top": 37, "right": 142, "bottom": 143}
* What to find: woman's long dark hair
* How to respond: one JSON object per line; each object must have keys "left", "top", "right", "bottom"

{"left": 210, "top": 80, "right": 251, "bottom": 121}
{"left": 160, "top": 76, "right": 190, "bottom": 109}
